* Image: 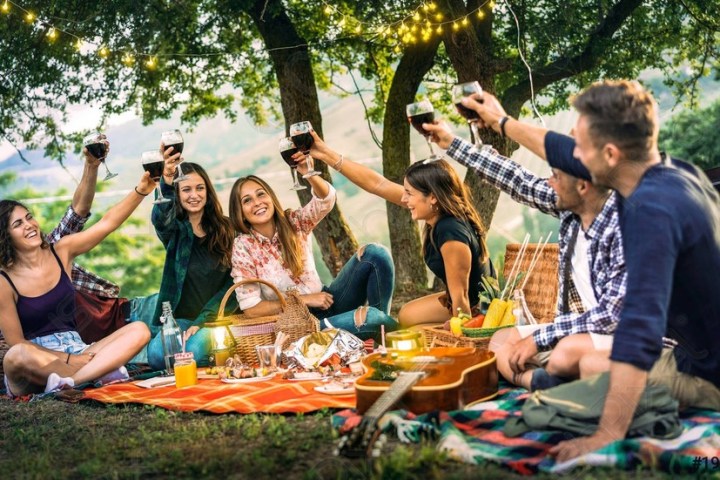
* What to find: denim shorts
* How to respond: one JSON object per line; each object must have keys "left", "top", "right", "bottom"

{"left": 30, "top": 330, "right": 89, "bottom": 354}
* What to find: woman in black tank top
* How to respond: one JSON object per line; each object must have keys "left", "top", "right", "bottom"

{"left": 0, "top": 176, "right": 153, "bottom": 396}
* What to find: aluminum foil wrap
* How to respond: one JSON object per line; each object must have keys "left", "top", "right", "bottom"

{"left": 285, "top": 328, "right": 365, "bottom": 370}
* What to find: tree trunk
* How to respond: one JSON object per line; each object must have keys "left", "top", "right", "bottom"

{"left": 382, "top": 38, "right": 442, "bottom": 292}
{"left": 244, "top": 0, "right": 357, "bottom": 275}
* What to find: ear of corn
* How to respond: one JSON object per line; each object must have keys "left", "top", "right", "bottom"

{"left": 482, "top": 298, "right": 507, "bottom": 328}
{"left": 499, "top": 302, "right": 516, "bottom": 326}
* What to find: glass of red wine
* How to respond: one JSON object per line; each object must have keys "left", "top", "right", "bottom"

{"left": 141, "top": 150, "right": 171, "bottom": 204}
{"left": 83, "top": 132, "right": 118, "bottom": 181}
{"left": 161, "top": 129, "right": 188, "bottom": 183}
{"left": 279, "top": 137, "right": 307, "bottom": 191}
{"left": 452, "top": 81, "right": 492, "bottom": 152}
{"left": 289, "top": 121, "right": 320, "bottom": 178}
{"left": 406, "top": 100, "right": 441, "bottom": 163}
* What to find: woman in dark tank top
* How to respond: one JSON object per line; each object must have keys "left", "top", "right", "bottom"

{"left": 0, "top": 173, "right": 153, "bottom": 396}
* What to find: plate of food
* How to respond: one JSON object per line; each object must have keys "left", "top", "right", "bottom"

{"left": 314, "top": 384, "right": 355, "bottom": 395}
{"left": 221, "top": 372, "right": 276, "bottom": 384}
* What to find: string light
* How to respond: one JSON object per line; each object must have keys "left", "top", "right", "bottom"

{"left": 121, "top": 52, "right": 135, "bottom": 66}
{"left": 24, "top": 10, "right": 34, "bottom": 22}
{"left": 1, "top": 1, "right": 10, "bottom": 14}
{"left": 46, "top": 26, "right": 57, "bottom": 41}
{"left": 98, "top": 45, "right": 109, "bottom": 58}
{"left": 145, "top": 56, "right": 157, "bottom": 69}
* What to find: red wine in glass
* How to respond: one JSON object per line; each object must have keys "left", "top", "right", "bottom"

{"left": 409, "top": 112, "right": 435, "bottom": 137}
{"left": 279, "top": 137, "right": 306, "bottom": 190}
{"left": 165, "top": 142, "right": 184, "bottom": 155}
{"left": 452, "top": 81, "right": 491, "bottom": 151}
{"left": 406, "top": 101, "right": 440, "bottom": 162}
{"left": 161, "top": 130, "right": 188, "bottom": 183}
{"left": 289, "top": 122, "right": 320, "bottom": 178}
{"left": 142, "top": 160, "right": 165, "bottom": 181}
{"left": 455, "top": 103, "right": 480, "bottom": 120}
{"left": 83, "top": 132, "right": 118, "bottom": 180}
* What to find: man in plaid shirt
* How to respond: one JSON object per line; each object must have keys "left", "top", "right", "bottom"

{"left": 424, "top": 97, "right": 625, "bottom": 391}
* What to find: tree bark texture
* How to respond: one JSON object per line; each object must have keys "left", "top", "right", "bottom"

{"left": 244, "top": 0, "right": 357, "bottom": 275}
{"left": 382, "top": 38, "right": 442, "bottom": 292}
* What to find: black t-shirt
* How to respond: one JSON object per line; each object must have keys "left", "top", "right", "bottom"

{"left": 424, "top": 216, "right": 493, "bottom": 308}
{"left": 174, "top": 235, "right": 230, "bottom": 320}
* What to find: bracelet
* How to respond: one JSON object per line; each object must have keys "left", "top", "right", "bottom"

{"left": 498, "top": 116, "right": 511, "bottom": 138}
{"left": 66, "top": 352, "right": 71, "bottom": 364}
{"left": 134, "top": 186, "right": 150, "bottom": 197}
{"left": 332, "top": 154, "right": 344, "bottom": 173}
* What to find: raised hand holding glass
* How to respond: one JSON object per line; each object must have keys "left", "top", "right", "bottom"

{"left": 160, "top": 129, "right": 188, "bottom": 183}
{"left": 406, "top": 100, "right": 441, "bottom": 163}
{"left": 83, "top": 132, "right": 118, "bottom": 181}
{"left": 289, "top": 121, "right": 320, "bottom": 178}
{"left": 452, "top": 82, "right": 492, "bottom": 152}
{"left": 141, "top": 150, "right": 171, "bottom": 204}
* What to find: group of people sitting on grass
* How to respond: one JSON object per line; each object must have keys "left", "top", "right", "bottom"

{"left": 1, "top": 79, "right": 718, "bottom": 461}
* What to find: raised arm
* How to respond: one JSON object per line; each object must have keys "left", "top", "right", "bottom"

{"left": 72, "top": 136, "right": 105, "bottom": 217}
{"left": 304, "top": 130, "right": 405, "bottom": 206}
{"left": 56, "top": 173, "right": 156, "bottom": 262}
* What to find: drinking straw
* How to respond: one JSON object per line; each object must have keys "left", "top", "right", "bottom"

{"left": 381, "top": 325, "right": 386, "bottom": 349}
{"left": 501, "top": 233, "right": 530, "bottom": 300}
{"left": 521, "top": 231, "right": 553, "bottom": 290}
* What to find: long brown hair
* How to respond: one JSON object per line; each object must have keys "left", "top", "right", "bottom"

{"left": 228, "top": 175, "right": 304, "bottom": 278}
{"left": 172, "top": 163, "right": 234, "bottom": 268}
{"left": 0, "top": 200, "right": 49, "bottom": 270}
{"left": 404, "top": 160, "right": 489, "bottom": 262}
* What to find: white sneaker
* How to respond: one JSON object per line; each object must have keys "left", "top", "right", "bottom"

{"left": 95, "top": 366, "right": 129, "bottom": 386}
{"left": 45, "top": 373, "right": 75, "bottom": 393}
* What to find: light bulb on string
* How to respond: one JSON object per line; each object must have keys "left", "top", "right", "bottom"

{"left": 488, "top": 0, "right": 495, "bottom": 8}
{"left": 354, "top": 24, "right": 362, "bottom": 34}
{"left": 46, "top": 27, "right": 57, "bottom": 41}
{"left": 323, "top": 5, "right": 333, "bottom": 15}
{"left": 436, "top": 25, "right": 443, "bottom": 34}
{"left": 75, "top": 38, "right": 84, "bottom": 51}
{"left": 98, "top": 46, "right": 109, "bottom": 58}
{"left": 145, "top": 56, "right": 157, "bottom": 69}
{"left": 461, "top": 17, "right": 469, "bottom": 26}
{"left": 477, "top": 10, "right": 485, "bottom": 19}
{"left": 122, "top": 53, "right": 135, "bottom": 66}
{"left": 1, "top": 1, "right": 10, "bottom": 13}
{"left": 25, "top": 11, "right": 35, "bottom": 22}
{"left": 435, "top": 13, "right": 443, "bottom": 21}
{"left": 428, "top": 2, "right": 437, "bottom": 10}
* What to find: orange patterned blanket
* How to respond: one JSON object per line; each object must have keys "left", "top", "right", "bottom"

{"left": 82, "top": 377, "right": 355, "bottom": 414}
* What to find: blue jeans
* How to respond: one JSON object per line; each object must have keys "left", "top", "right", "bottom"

{"left": 311, "top": 244, "right": 398, "bottom": 341}
{"left": 146, "top": 318, "right": 212, "bottom": 370}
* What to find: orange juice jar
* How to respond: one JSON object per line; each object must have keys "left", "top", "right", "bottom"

{"left": 174, "top": 352, "right": 197, "bottom": 388}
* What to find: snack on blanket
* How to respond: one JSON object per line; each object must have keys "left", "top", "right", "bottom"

{"left": 287, "top": 329, "right": 365, "bottom": 370}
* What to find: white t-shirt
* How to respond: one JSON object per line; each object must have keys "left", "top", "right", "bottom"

{"left": 571, "top": 229, "right": 598, "bottom": 310}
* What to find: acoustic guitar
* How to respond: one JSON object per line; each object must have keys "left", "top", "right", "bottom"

{"left": 337, "top": 347, "right": 497, "bottom": 458}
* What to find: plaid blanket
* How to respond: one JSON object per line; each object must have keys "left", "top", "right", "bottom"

{"left": 332, "top": 387, "right": 720, "bottom": 475}
{"left": 82, "top": 377, "right": 355, "bottom": 414}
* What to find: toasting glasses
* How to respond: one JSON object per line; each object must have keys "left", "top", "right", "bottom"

{"left": 289, "top": 121, "right": 320, "bottom": 178}
{"left": 160, "top": 129, "right": 189, "bottom": 183}
{"left": 83, "top": 132, "right": 118, "bottom": 181}
{"left": 452, "top": 81, "right": 492, "bottom": 152}
{"left": 406, "top": 100, "right": 441, "bottom": 163}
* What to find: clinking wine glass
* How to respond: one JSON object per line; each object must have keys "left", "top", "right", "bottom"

{"left": 452, "top": 81, "right": 492, "bottom": 152}
{"left": 406, "top": 100, "right": 441, "bottom": 163}
{"left": 160, "top": 129, "right": 189, "bottom": 183}
{"left": 83, "top": 132, "right": 118, "bottom": 181}
{"left": 141, "top": 150, "right": 171, "bottom": 204}
{"left": 289, "top": 121, "right": 320, "bottom": 178}
{"left": 279, "top": 137, "right": 307, "bottom": 191}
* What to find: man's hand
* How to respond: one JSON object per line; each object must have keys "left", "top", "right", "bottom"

{"left": 549, "top": 430, "right": 617, "bottom": 463}
{"left": 461, "top": 92, "right": 507, "bottom": 133}
{"left": 83, "top": 134, "right": 107, "bottom": 167}
{"left": 508, "top": 335, "right": 539, "bottom": 374}
{"left": 421, "top": 121, "right": 457, "bottom": 150}
{"left": 183, "top": 326, "right": 200, "bottom": 342}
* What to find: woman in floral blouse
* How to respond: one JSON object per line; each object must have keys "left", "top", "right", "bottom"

{"left": 229, "top": 160, "right": 397, "bottom": 341}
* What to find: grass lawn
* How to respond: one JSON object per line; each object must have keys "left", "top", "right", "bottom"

{"left": 0, "top": 391, "right": 681, "bottom": 479}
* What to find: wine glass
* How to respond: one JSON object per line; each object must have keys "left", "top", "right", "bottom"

{"left": 406, "top": 100, "right": 441, "bottom": 163}
{"left": 83, "top": 132, "right": 118, "bottom": 181}
{"left": 141, "top": 150, "right": 171, "bottom": 204}
{"left": 160, "top": 129, "right": 188, "bottom": 183}
{"left": 289, "top": 121, "right": 320, "bottom": 178}
{"left": 279, "top": 137, "right": 307, "bottom": 191}
{"left": 452, "top": 81, "right": 492, "bottom": 152}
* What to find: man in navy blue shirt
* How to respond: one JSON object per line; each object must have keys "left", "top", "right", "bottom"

{"left": 539, "top": 80, "right": 719, "bottom": 461}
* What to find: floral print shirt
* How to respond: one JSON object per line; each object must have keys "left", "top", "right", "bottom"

{"left": 231, "top": 185, "right": 336, "bottom": 311}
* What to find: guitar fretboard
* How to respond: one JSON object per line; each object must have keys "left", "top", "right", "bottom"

{"left": 364, "top": 372, "right": 424, "bottom": 424}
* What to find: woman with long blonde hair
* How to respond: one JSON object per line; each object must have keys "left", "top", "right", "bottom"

{"left": 228, "top": 160, "right": 397, "bottom": 341}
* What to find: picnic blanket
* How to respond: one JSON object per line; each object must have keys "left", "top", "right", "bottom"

{"left": 333, "top": 387, "right": 720, "bottom": 475}
{"left": 83, "top": 377, "right": 355, "bottom": 414}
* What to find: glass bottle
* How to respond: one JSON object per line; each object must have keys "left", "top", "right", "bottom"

{"left": 160, "top": 301, "right": 182, "bottom": 374}
{"left": 512, "top": 289, "right": 536, "bottom": 327}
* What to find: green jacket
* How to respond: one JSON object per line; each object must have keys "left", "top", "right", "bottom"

{"left": 150, "top": 179, "right": 237, "bottom": 329}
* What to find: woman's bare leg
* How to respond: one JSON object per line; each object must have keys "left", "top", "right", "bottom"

{"left": 398, "top": 292, "right": 451, "bottom": 328}
{"left": 3, "top": 343, "right": 79, "bottom": 395}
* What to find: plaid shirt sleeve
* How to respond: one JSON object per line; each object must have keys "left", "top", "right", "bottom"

{"left": 151, "top": 179, "right": 178, "bottom": 247}
{"left": 446, "top": 137, "right": 560, "bottom": 218}
{"left": 46, "top": 206, "right": 90, "bottom": 243}
{"left": 533, "top": 219, "right": 626, "bottom": 350}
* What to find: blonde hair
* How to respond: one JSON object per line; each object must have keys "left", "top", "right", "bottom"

{"left": 228, "top": 175, "right": 305, "bottom": 278}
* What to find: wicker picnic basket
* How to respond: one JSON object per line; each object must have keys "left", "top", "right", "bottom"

{"left": 502, "top": 243, "right": 559, "bottom": 324}
{"left": 422, "top": 325, "right": 496, "bottom": 350}
{"left": 216, "top": 278, "right": 319, "bottom": 364}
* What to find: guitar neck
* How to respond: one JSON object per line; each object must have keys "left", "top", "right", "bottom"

{"left": 363, "top": 372, "right": 423, "bottom": 425}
